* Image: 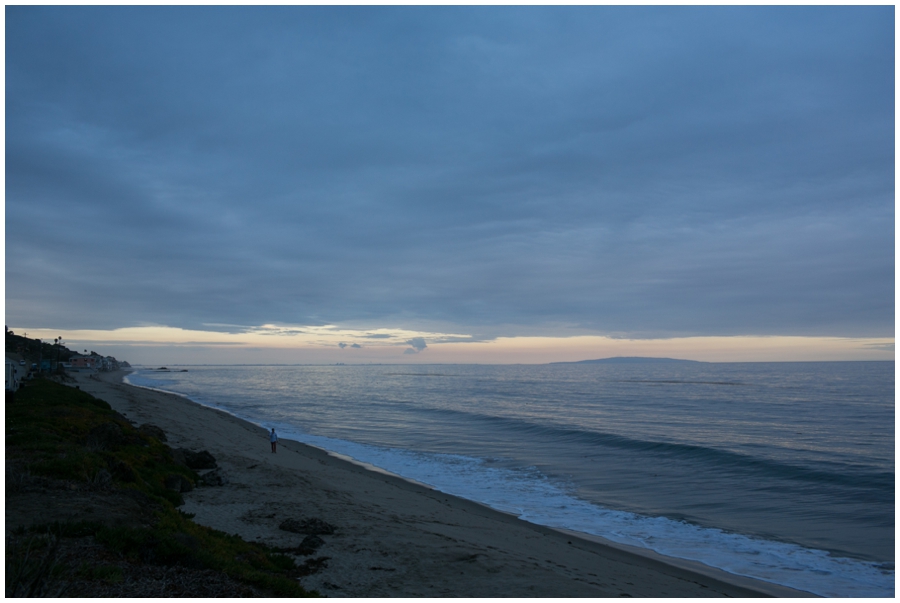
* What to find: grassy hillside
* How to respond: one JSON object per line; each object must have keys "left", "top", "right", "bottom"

{"left": 6, "top": 378, "right": 317, "bottom": 597}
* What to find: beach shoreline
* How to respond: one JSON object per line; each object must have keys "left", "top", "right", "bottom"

{"left": 68, "top": 369, "right": 813, "bottom": 597}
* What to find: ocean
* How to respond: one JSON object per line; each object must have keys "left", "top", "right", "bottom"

{"left": 125, "top": 361, "right": 894, "bottom": 597}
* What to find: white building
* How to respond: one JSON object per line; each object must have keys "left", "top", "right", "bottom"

{"left": 6, "top": 356, "right": 22, "bottom": 392}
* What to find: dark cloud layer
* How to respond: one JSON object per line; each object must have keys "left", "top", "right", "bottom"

{"left": 6, "top": 7, "right": 894, "bottom": 339}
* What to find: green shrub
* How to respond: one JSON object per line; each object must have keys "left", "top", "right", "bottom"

{"left": 76, "top": 563, "right": 123, "bottom": 583}
{"left": 95, "top": 526, "right": 199, "bottom": 567}
{"left": 267, "top": 552, "right": 298, "bottom": 572}
{"left": 5, "top": 531, "right": 67, "bottom": 597}
{"left": 32, "top": 521, "right": 103, "bottom": 539}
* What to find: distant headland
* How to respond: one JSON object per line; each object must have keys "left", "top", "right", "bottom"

{"left": 550, "top": 356, "right": 705, "bottom": 365}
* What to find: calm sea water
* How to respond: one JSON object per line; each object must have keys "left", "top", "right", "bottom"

{"left": 125, "top": 361, "right": 894, "bottom": 597}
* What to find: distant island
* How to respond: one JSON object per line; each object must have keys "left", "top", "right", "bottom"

{"left": 550, "top": 356, "right": 705, "bottom": 365}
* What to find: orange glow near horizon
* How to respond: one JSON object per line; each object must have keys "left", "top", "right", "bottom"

{"left": 13, "top": 325, "right": 895, "bottom": 365}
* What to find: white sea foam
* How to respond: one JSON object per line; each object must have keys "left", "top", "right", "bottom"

{"left": 277, "top": 426, "right": 894, "bottom": 598}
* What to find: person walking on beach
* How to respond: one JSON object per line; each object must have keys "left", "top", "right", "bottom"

{"left": 270, "top": 428, "right": 278, "bottom": 453}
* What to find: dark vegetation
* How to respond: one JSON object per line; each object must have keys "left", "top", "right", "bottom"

{"left": 6, "top": 378, "right": 316, "bottom": 597}
{"left": 5, "top": 329, "right": 129, "bottom": 378}
{"left": 6, "top": 330, "right": 75, "bottom": 365}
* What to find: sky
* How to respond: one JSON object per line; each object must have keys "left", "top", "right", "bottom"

{"left": 5, "top": 6, "right": 895, "bottom": 364}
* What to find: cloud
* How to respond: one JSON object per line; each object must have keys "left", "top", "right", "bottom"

{"left": 860, "top": 342, "right": 894, "bottom": 352}
{"left": 406, "top": 337, "right": 427, "bottom": 352}
{"left": 339, "top": 342, "right": 347, "bottom": 348}
{"left": 351, "top": 343, "right": 362, "bottom": 348}
{"left": 403, "top": 348, "right": 419, "bottom": 355}
{"left": 4, "top": 7, "right": 893, "bottom": 342}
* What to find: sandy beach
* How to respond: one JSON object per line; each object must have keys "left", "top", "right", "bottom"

{"left": 67, "top": 370, "right": 810, "bottom": 598}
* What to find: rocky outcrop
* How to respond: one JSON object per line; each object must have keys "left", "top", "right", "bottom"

{"left": 199, "top": 468, "right": 228, "bottom": 487}
{"left": 279, "top": 517, "right": 336, "bottom": 535}
{"left": 172, "top": 448, "right": 217, "bottom": 470}
{"left": 164, "top": 474, "right": 194, "bottom": 493}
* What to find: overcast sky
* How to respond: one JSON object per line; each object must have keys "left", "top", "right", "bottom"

{"left": 5, "top": 7, "right": 895, "bottom": 362}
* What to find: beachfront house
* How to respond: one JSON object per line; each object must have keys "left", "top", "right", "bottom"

{"left": 69, "top": 353, "right": 122, "bottom": 371}
{"left": 69, "top": 355, "right": 99, "bottom": 370}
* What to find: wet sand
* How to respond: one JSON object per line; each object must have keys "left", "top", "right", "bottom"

{"left": 69, "top": 370, "right": 811, "bottom": 597}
